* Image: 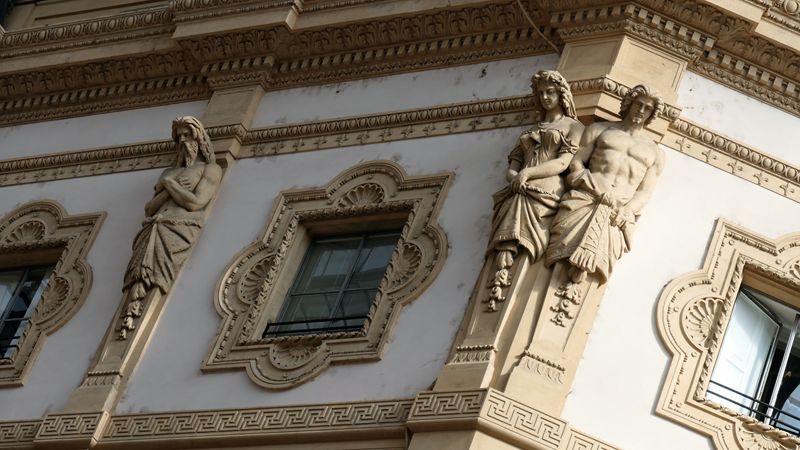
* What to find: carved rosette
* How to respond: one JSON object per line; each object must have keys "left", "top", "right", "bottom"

{"left": 205, "top": 161, "right": 451, "bottom": 389}
{"left": 656, "top": 219, "right": 800, "bottom": 450}
{"left": 0, "top": 201, "right": 104, "bottom": 386}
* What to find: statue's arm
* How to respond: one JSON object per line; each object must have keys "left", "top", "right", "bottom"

{"left": 569, "top": 122, "right": 604, "bottom": 173}
{"left": 144, "top": 190, "right": 170, "bottom": 217}
{"left": 162, "top": 164, "right": 223, "bottom": 212}
{"left": 506, "top": 145, "right": 524, "bottom": 183}
{"left": 517, "top": 121, "right": 585, "bottom": 180}
{"left": 625, "top": 145, "right": 664, "bottom": 215}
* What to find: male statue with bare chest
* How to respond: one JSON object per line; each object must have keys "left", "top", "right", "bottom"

{"left": 545, "top": 85, "right": 664, "bottom": 300}
{"left": 119, "top": 116, "right": 222, "bottom": 339}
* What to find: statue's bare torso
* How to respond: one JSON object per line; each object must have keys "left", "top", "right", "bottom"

{"left": 586, "top": 123, "right": 662, "bottom": 201}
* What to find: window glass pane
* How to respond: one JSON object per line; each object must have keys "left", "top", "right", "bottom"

{"left": 291, "top": 237, "right": 361, "bottom": 294}
{"left": 346, "top": 233, "right": 399, "bottom": 290}
{"left": 269, "top": 231, "right": 401, "bottom": 336}
{"left": 0, "top": 266, "right": 53, "bottom": 358}
{"left": 6, "top": 267, "right": 51, "bottom": 320}
{"left": 282, "top": 293, "right": 340, "bottom": 322}
{"left": 0, "top": 270, "right": 24, "bottom": 320}
{"left": 336, "top": 289, "right": 376, "bottom": 325}
{"left": 710, "top": 291, "right": 779, "bottom": 414}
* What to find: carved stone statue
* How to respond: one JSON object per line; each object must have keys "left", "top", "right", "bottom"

{"left": 486, "top": 70, "right": 584, "bottom": 310}
{"left": 119, "top": 116, "right": 222, "bottom": 338}
{"left": 545, "top": 84, "right": 664, "bottom": 302}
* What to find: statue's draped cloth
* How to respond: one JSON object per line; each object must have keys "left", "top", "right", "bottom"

{"left": 123, "top": 214, "right": 203, "bottom": 296}
{"left": 545, "top": 169, "right": 634, "bottom": 282}
{"left": 490, "top": 128, "right": 577, "bottom": 261}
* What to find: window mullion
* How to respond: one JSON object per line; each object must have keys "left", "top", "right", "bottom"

{"left": 767, "top": 313, "right": 800, "bottom": 422}
{"left": 758, "top": 324, "right": 781, "bottom": 423}
{"left": 329, "top": 235, "right": 366, "bottom": 321}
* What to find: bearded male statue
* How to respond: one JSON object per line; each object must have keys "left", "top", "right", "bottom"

{"left": 545, "top": 85, "right": 664, "bottom": 304}
{"left": 119, "top": 116, "right": 222, "bottom": 339}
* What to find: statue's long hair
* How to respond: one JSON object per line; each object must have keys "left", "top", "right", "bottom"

{"left": 619, "top": 84, "right": 664, "bottom": 126}
{"left": 530, "top": 70, "right": 577, "bottom": 121}
{"left": 172, "top": 116, "right": 214, "bottom": 166}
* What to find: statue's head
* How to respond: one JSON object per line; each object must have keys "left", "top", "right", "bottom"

{"left": 172, "top": 116, "right": 214, "bottom": 167}
{"left": 619, "top": 84, "right": 663, "bottom": 127}
{"left": 530, "top": 70, "right": 576, "bottom": 120}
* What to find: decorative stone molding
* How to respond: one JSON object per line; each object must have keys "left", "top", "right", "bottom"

{"left": 0, "top": 78, "right": 211, "bottom": 127}
{"left": 204, "top": 160, "right": 451, "bottom": 388}
{"left": 407, "top": 389, "right": 618, "bottom": 450}
{"left": 3, "top": 89, "right": 800, "bottom": 211}
{"left": 0, "top": 420, "right": 38, "bottom": 449}
{"left": 0, "top": 7, "right": 174, "bottom": 58}
{"left": 103, "top": 398, "right": 411, "bottom": 442}
{"left": 0, "top": 393, "right": 620, "bottom": 449}
{"left": 656, "top": 219, "right": 800, "bottom": 450}
{"left": 0, "top": 201, "right": 104, "bottom": 387}
{"left": 664, "top": 118, "right": 800, "bottom": 203}
{"left": 4, "top": 0, "right": 800, "bottom": 125}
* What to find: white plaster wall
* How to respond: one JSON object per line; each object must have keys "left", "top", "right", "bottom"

{"left": 251, "top": 54, "right": 558, "bottom": 127}
{"left": 563, "top": 149, "right": 800, "bottom": 450}
{"left": 679, "top": 72, "right": 800, "bottom": 166}
{"left": 0, "top": 168, "right": 163, "bottom": 420}
{"left": 118, "top": 128, "right": 517, "bottom": 413}
{"left": 0, "top": 101, "right": 207, "bottom": 160}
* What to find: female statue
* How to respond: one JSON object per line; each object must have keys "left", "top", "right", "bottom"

{"left": 486, "top": 70, "right": 584, "bottom": 310}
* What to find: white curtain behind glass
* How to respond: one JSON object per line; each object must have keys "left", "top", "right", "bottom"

{"left": 709, "top": 292, "right": 779, "bottom": 414}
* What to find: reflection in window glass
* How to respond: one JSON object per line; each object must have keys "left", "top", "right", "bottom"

{"left": 0, "top": 266, "right": 53, "bottom": 359}
{"left": 264, "top": 232, "right": 401, "bottom": 336}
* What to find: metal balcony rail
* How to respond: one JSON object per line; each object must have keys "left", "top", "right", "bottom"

{"left": 263, "top": 315, "right": 368, "bottom": 337}
{"left": 708, "top": 380, "right": 800, "bottom": 435}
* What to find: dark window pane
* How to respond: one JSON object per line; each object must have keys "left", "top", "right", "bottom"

{"left": 291, "top": 237, "right": 361, "bottom": 294}
{"left": 0, "top": 266, "right": 54, "bottom": 357}
{"left": 268, "top": 231, "right": 400, "bottom": 337}
{"left": 0, "top": 270, "right": 24, "bottom": 319}
{"left": 346, "top": 234, "right": 399, "bottom": 290}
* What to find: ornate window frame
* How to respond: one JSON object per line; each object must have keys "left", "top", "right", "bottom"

{"left": 657, "top": 219, "right": 800, "bottom": 449}
{"left": 0, "top": 200, "right": 104, "bottom": 387}
{"left": 204, "top": 160, "right": 452, "bottom": 389}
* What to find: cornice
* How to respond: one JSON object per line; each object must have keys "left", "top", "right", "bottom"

{"left": 0, "top": 7, "right": 174, "bottom": 59}
{"left": 2, "top": 91, "right": 798, "bottom": 209}
{"left": 2, "top": 0, "right": 800, "bottom": 126}
{"left": 0, "top": 78, "right": 211, "bottom": 127}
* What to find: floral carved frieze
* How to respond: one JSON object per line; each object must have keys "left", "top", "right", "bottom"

{"left": 657, "top": 219, "right": 800, "bottom": 450}
{"left": 204, "top": 160, "right": 451, "bottom": 388}
{"left": 0, "top": 201, "right": 104, "bottom": 387}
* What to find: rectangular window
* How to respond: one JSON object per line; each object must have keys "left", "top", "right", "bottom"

{"left": 263, "top": 231, "right": 401, "bottom": 336}
{"left": 709, "top": 286, "right": 800, "bottom": 435}
{"left": 0, "top": 265, "right": 53, "bottom": 359}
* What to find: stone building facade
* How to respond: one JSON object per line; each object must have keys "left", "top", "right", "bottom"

{"left": 1, "top": 1, "right": 800, "bottom": 449}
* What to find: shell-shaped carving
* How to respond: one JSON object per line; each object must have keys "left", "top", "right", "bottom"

{"left": 270, "top": 340, "right": 322, "bottom": 370}
{"left": 6, "top": 220, "right": 46, "bottom": 243}
{"left": 736, "top": 426, "right": 790, "bottom": 450}
{"left": 336, "top": 183, "right": 385, "bottom": 208}
{"left": 36, "top": 276, "right": 70, "bottom": 320}
{"left": 683, "top": 297, "right": 721, "bottom": 349}
{"left": 789, "top": 258, "right": 800, "bottom": 280}
{"left": 385, "top": 241, "right": 422, "bottom": 292}
{"left": 237, "top": 255, "right": 275, "bottom": 304}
